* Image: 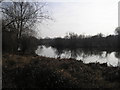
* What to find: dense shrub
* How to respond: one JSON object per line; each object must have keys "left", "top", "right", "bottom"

{"left": 2, "top": 30, "right": 18, "bottom": 53}
{"left": 20, "top": 36, "right": 38, "bottom": 54}
{"left": 2, "top": 30, "right": 38, "bottom": 54}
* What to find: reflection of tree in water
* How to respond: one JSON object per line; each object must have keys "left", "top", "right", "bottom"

{"left": 54, "top": 48, "right": 64, "bottom": 58}
{"left": 55, "top": 48, "right": 80, "bottom": 59}
{"left": 115, "top": 52, "right": 120, "bottom": 58}
{"left": 115, "top": 52, "right": 120, "bottom": 66}
{"left": 59, "top": 48, "right": 79, "bottom": 59}
{"left": 76, "top": 49, "right": 104, "bottom": 58}
{"left": 54, "top": 47, "right": 114, "bottom": 59}
{"left": 70, "top": 49, "right": 78, "bottom": 59}
{"left": 62, "top": 48, "right": 105, "bottom": 59}
{"left": 82, "top": 49, "right": 103, "bottom": 57}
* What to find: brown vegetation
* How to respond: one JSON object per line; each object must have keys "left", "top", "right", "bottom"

{"left": 2, "top": 54, "right": 120, "bottom": 88}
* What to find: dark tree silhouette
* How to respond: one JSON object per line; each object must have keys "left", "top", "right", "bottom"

{"left": 1, "top": 0, "right": 51, "bottom": 53}
{"left": 39, "top": 31, "right": 119, "bottom": 51}
{"left": 1, "top": 1, "right": 51, "bottom": 37}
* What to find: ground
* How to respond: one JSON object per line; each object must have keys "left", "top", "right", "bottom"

{"left": 2, "top": 53, "right": 120, "bottom": 88}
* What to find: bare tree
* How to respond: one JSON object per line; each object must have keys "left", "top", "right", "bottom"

{"left": 1, "top": 0, "right": 51, "bottom": 51}
{"left": 1, "top": 0, "right": 51, "bottom": 37}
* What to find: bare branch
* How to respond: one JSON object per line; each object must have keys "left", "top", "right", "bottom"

{"left": 2, "top": 0, "right": 52, "bottom": 38}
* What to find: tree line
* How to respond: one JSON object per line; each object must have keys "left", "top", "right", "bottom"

{"left": 39, "top": 30, "right": 120, "bottom": 51}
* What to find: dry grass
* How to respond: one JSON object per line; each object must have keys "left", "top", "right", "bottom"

{"left": 2, "top": 54, "right": 120, "bottom": 88}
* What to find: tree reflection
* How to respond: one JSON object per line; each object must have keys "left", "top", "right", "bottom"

{"left": 54, "top": 48, "right": 106, "bottom": 59}
{"left": 54, "top": 48, "right": 64, "bottom": 58}
{"left": 70, "top": 49, "right": 78, "bottom": 59}
{"left": 115, "top": 52, "right": 120, "bottom": 59}
{"left": 115, "top": 52, "right": 120, "bottom": 66}
{"left": 82, "top": 49, "right": 103, "bottom": 57}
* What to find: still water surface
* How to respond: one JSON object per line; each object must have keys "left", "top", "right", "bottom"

{"left": 36, "top": 45, "right": 120, "bottom": 67}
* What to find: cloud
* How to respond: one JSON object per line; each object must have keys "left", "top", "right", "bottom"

{"left": 39, "top": 0, "right": 119, "bottom": 38}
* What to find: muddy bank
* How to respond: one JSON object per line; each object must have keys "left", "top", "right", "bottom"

{"left": 2, "top": 54, "right": 120, "bottom": 88}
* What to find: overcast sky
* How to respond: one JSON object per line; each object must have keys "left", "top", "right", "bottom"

{"left": 36, "top": 0, "right": 120, "bottom": 38}
{"left": 2, "top": 0, "right": 120, "bottom": 38}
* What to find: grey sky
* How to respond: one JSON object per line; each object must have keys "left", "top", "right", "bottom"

{"left": 2, "top": 0, "right": 120, "bottom": 38}
{"left": 36, "top": 0, "right": 119, "bottom": 38}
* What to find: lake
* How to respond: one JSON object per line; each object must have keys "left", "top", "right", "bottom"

{"left": 35, "top": 45, "right": 120, "bottom": 67}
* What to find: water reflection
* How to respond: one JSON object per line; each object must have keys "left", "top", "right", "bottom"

{"left": 35, "top": 45, "right": 120, "bottom": 67}
{"left": 115, "top": 52, "right": 120, "bottom": 66}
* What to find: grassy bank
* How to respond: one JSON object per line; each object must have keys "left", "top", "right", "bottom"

{"left": 2, "top": 54, "right": 120, "bottom": 88}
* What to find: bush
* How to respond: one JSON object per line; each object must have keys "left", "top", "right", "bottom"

{"left": 2, "top": 30, "right": 18, "bottom": 53}
{"left": 20, "top": 36, "right": 38, "bottom": 55}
